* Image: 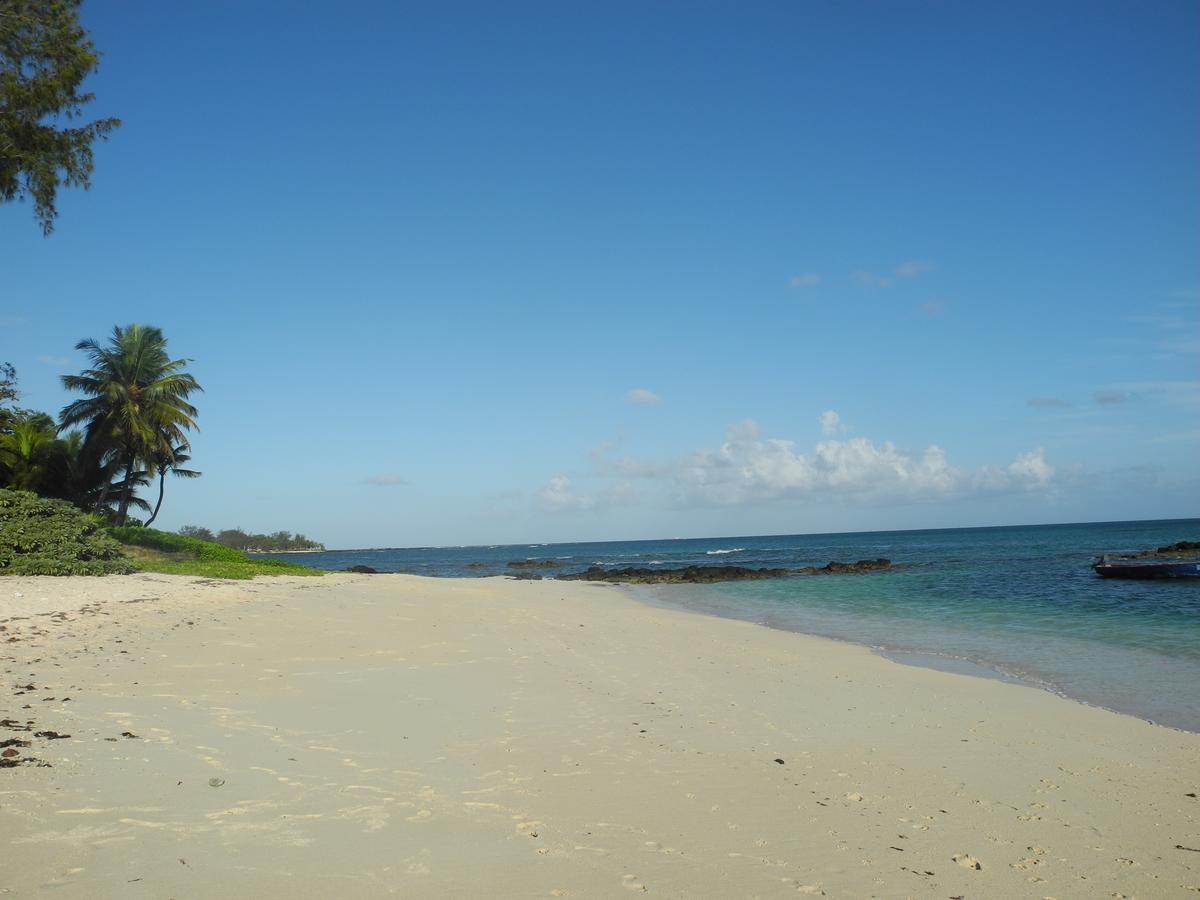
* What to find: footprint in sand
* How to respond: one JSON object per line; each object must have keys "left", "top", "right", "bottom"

{"left": 621, "top": 874, "right": 646, "bottom": 892}
{"left": 952, "top": 853, "right": 982, "bottom": 870}
{"left": 781, "top": 880, "right": 824, "bottom": 895}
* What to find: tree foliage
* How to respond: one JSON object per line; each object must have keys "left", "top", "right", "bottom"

{"left": 107, "top": 526, "right": 324, "bottom": 579}
{"left": 0, "top": 0, "right": 120, "bottom": 234}
{"left": 208, "top": 527, "right": 324, "bottom": 552}
{"left": 144, "top": 442, "right": 199, "bottom": 527}
{"left": 60, "top": 324, "right": 202, "bottom": 525}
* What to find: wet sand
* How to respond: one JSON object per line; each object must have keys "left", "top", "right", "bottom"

{"left": 1, "top": 572, "right": 1197, "bottom": 898}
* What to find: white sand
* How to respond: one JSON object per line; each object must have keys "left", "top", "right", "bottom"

{"left": 1, "top": 572, "right": 1197, "bottom": 898}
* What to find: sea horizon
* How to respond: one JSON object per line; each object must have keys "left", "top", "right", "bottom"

{"left": 304, "top": 515, "right": 1200, "bottom": 555}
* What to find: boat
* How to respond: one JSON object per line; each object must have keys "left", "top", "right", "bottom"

{"left": 1092, "top": 555, "right": 1200, "bottom": 579}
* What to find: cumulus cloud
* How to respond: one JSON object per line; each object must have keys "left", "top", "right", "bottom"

{"left": 1027, "top": 397, "right": 1072, "bottom": 409}
{"left": 819, "top": 410, "right": 845, "bottom": 435}
{"left": 668, "top": 425, "right": 1054, "bottom": 506}
{"left": 626, "top": 388, "right": 663, "bottom": 406}
{"left": 789, "top": 273, "right": 820, "bottom": 289}
{"left": 365, "top": 473, "right": 406, "bottom": 486}
{"left": 536, "top": 475, "right": 595, "bottom": 512}
{"left": 579, "top": 419, "right": 1058, "bottom": 510}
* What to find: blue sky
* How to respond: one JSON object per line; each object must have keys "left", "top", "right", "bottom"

{"left": 2, "top": 0, "right": 1197, "bottom": 548}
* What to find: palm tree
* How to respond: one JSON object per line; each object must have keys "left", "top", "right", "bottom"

{"left": 0, "top": 417, "right": 56, "bottom": 491}
{"left": 144, "top": 442, "right": 200, "bottom": 527}
{"left": 59, "top": 324, "right": 202, "bottom": 525}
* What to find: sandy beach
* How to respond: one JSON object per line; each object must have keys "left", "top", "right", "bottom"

{"left": 1, "top": 573, "right": 1197, "bottom": 898}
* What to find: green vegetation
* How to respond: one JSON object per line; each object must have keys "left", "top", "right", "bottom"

{"left": 61, "top": 324, "right": 202, "bottom": 525}
{"left": 108, "top": 526, "right": 325, "bottom": 580}
{"left": 1, "top": 326, "right": 203, "bottom": 530}
{"left": 0, "top": 488, "right": 132, "bottom": 575}
{"left": 2, "top": 338, "right": 326, "bottom": 579}
{"left": 179, "top": 525, "right": 324, "bottom": 552}
{"left": 1, "top": 0, "right": 121, "bottom": 235}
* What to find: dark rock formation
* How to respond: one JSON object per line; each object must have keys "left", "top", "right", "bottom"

{"left": 556, "top": 559, "right": 892, "bottom": 584}
{"left": 465, "top": 562, "right": 489, "bottom": 569}
{"left": 508, "top": 571, "right": 543, "bottom": 580}
{"left": 344, "top": 565, "right": 380, "bottom": 574}
{"left": 557, "top": 565, "right": 793, "bottom": 584}
{"left": 794, "top": 558, "right": 892, "bottom": 575}
{"left": 506, "top": 559, "right": 560, "bottom": 569}
{"left": 1123, "top": 540, "right": 1200, "bottom": 559}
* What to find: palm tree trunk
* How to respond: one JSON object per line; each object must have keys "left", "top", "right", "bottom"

{"left": 116, "top": 456, "right": 135, "bottom": 525}
{"left": 145, "top": 469, "right": 167, "bottom": 527}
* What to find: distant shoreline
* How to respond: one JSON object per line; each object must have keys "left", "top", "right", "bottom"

{"left": 244, "top": 548, "right": 324, "bottom": 554}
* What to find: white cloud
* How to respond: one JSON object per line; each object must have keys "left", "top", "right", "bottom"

{"left": 789, "top": 273, "right": 820, "bottom": 289}
{"left": 365, "top": 473, "right": 406, "bottom": 486}
{"left": 852, "top": 260, "right": 934, "bottom": 289}
{"left": 536, "top": 475, "right": 595, "bottom": 512}
{"left": 851, "top": 270, "right": 893, "bottom": 288}
{"left": 819, "top": 410, "right": 844, "bottom": 435}
{"left": 894, "top": 259, "right": 932, "bottom": 279}
{"left": 626, "top": 388, "right": 663, "bottom": 406}
{"left": 919, "top": 299, "right": 946, "bottom": 317}
{"left": 582, "top": 420, "right": 1057, "bottom": 508}
{"left": 1027, "top": 397, "right": 1072, "bottom": 409}
{"left": 37, "top": 355, "right": 70, "bottom": 366}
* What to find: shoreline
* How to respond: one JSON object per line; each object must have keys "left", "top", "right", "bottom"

{"left": 2, "top": 573, "right": 1198, "bottom": 897}
{"left": 624, "top": 576, "right": 1200, "bottom": 735}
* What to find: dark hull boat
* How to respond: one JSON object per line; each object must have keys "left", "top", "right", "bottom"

{"left": 1093, "top": 556, "right": 1200, "bottom": 579}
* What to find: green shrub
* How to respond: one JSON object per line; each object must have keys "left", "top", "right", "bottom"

{"left": 0, "top": 489, "right": 134, "bottom": 575}
{"left": 107, "top": 525, "right": 324, "bottom": 580}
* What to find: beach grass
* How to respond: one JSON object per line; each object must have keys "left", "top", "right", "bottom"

{"left": 107, "top": 526, "right": 325, "bottom": 579}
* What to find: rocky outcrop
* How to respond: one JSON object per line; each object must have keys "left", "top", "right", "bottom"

{"left": 508, "top": 571, "right": 543, "bottom": 580}
{"left": 507, "top": 559, "right": 560, "bottom": 569}
{"left": 344, "top": 565, "right": 380, "bottom": 574}
{"left": 794, "top": 558, "right": 892, "bottom": 575}
{"left": 557, "top": 565, "right": 790, "bottom": 584}
{"left": 1120, "top": 540, "right": 1200, "bottom": 560}
{"left": 556, "top": 559, "right": 892, "bottom": 584}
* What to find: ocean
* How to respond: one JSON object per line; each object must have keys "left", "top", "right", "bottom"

{"left": 259, "top": 519, "right": 1200, "bottom": 732}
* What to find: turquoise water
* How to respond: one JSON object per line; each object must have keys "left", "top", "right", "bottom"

{"left": 263, "top": 519, "right": 1200, "bottom": 731}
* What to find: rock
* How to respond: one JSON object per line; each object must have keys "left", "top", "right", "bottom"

{"left": 1126, "top": 540, "right": 1200, "bottom": 559}
{"left": 343, "top": 565, "right": 380, "bottom": 574}
{"left": 794, "top": 558, "right": 891, "bottom": 575}
{"left": 465, "top": 562, "right": 489, "bottom": 569}
{"left": 557, "top": 565, "right": 792, "bottom": 584}
{"left": 1160, "top": 540, "right": 1200, "bottom": 552}
{"left": 509, "top": 572, "right": 543, "bottom": 580}
{"left": 506, "top": 559, "right": 560, "bottom": 569}
{"left": 208, "top": 777, "right": 225, "bottom": 787}
{"left": 556, "top": 559, "right": 892, "bottom": 584}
